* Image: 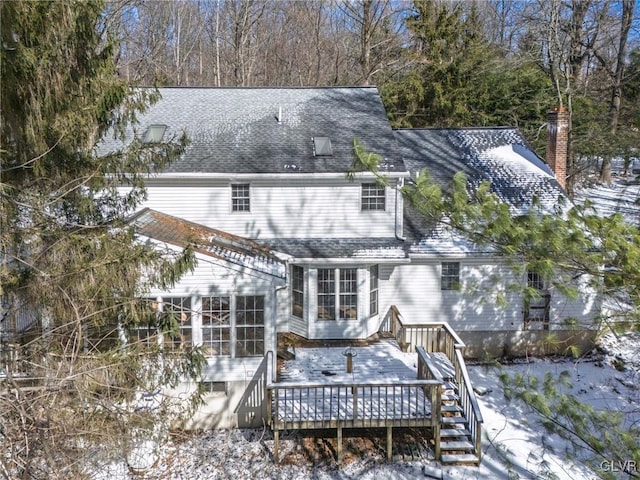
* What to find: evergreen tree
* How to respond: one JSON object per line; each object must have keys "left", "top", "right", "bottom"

{"left": 352, "top": 140, "right": 640, "bottom": 479}
{"left": 380, "top": 0, "right": 556, "bottom": 158}
{"left": 1, "top": 2, "right": 202, "bottom": 478}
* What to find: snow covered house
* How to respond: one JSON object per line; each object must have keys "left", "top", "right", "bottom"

{"left": 95, "top": 88, "right": 599, "bottom": 463}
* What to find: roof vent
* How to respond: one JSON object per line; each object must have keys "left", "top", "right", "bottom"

{"left": 277, "top": 106, "right": 283, "bottom": 124}
{"left": 142, "top": 124, "right": 167, "bottom": 143}
{"left": 312, "top": 136, "right": 332, "bottom": 156}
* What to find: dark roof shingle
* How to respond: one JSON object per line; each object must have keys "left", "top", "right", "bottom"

{"left": 99, "top": 87, "right": 406, "bottom": 175}
{"left": 395, "top": 128, "right": 565, "bottom": 216}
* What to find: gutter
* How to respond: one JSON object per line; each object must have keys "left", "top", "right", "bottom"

{"left": 143, "top": 171, "right": 411, "bottom": 181}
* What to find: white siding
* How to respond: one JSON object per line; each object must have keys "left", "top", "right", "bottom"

{"left": 145, "top": 247, "right": 282, "bottom": 383}
{"left": 137, "top": 178, "right": 398, "bottom": 239}
{"left": 382, "top": 259, "right": 598, "bottom": 332}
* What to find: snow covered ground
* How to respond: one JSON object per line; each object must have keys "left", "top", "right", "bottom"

{"left": 573, "top": 161, "right": 640, "bottom": 226}
{"left": 91, "top": 330, "right": 639, "bottom": 480}
{"left": 89, "top": 170, "right": 640, "bottom": 479}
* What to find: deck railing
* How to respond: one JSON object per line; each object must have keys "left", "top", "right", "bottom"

{"left": 383, "top": 305, "right": 484, "bottom": 462}
{"left": 268, "top": 379, "right": 441, "bottom": 431}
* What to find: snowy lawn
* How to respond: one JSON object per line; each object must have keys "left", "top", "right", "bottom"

{"left": 91, "top": 332, "right": 639, "bottom": 479}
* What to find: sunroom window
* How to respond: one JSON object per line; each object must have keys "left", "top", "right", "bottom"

{"left": 291, "top": 265, "right": 304, "bottom": 318}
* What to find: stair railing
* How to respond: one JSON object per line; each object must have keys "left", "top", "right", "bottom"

{"left": 382, "top": 306, "right": 484, "bottom": 462}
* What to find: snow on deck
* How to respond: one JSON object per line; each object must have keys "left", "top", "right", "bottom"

{"left": 278, "top": 340, "right": 419, "bottom": 384}
{"left": 273, "top": 341, "right": 434, "bottom": 427}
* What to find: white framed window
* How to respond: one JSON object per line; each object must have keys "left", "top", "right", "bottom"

{"left": 527, "top": 271, "right": 545, "bottom": 291}
{"left": 231, "top": 184, "right": 250, "bottom": 212}
{"left": 291, "top": 265, "right": 304, "bottom": 319}
{"left": 524, "top": 270, "right": 550, "bottom": 327}
{"left": 361, "top": 183, "right": 385, "bottom": 211}
{"left": 236, "top": 296, "right": 265, "bottom": 357}
{"left": 317, "top": 269, "right": 335, "bottom": 320}
{"left": 201, "top": 296, "right": 231, "bottom": 356}
{"left": 317, "top": 268, "right": 358, "bottom": 320}
{"left": 130, "top": 300, "right": 159, "bottom": 346}
{"left": 163, "top": 297, "right": 192, "bottom": 349}
{"left": 441, "top": 262, "right": 460, "bottom": 291}
{"left": 202, "top": 381, "right": 227, "bottom": 396}
{"left": 200, "top": 295, "right": 265, "bottom": 358}
{"left": 369, "top": 265, "right": 379, "bottom": 316}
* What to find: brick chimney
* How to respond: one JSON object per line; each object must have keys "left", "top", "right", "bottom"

{"left": 546, "top": 107, "right": 569, "bottom": 189}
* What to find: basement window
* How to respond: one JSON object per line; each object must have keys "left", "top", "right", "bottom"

{"left": 142, "top": 124, "right": 167, "bottom": 143}
{"left": 313, "top": 136, "right": 332, "bottom": 156}
{"left": 202, "top": 381, "right": 227, "bottom": 396}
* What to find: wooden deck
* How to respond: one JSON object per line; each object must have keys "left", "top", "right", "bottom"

{"left": 268, "top": 340, "right": 443, "bottom": 462}
{"left": 264, "top": 312, "right": 484, "bottom": 466}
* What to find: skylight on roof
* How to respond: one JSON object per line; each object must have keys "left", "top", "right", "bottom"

{"left": 313, "top": 136, "right": 332, "bottom": 156}
{"left": 142, "top": 124, "right": 167, "bottom": 143}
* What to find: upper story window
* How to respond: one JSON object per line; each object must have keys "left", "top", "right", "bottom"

{"left": 231, "top": 184, "right": 250, "bottom": 212}
{"left": 291, "top": 265, "right": 304, "bottom": 319}
{"left": 361, "top": 183, "right": 385, "bottom": 211}
{"left": 441, "top": 262, "right": 460, "bottom": 291}
{"left": 317, "top": 268, "right": 358, "bottom": 320}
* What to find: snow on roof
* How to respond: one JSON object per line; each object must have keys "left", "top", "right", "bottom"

{"left": 396, "top": 128, "right": 565, "bottom": 217}
{"left": 97, "top": 87, "right": 406, "bottom": 175}
{"left": 408, "top": 221, "right": 494, "bottom": 257}
{"left": 130, "top": 208, "right": 285, "bottom": 278}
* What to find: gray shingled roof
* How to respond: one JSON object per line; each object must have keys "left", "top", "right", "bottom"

{"left": 98, "top": 87, "right": 406, "bottom": 175}
{"left": 263, "top": 238, "right": 407, "bottom": 260}
{"left": 395, "top": 128, "right": 565, "bottom": 216}
{"left": 396, "top": 128, "right": 568, "bottom": 255}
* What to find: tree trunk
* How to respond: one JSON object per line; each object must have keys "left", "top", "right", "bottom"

{"left": 600, "top": 0, "right": 635, "bottom": 184}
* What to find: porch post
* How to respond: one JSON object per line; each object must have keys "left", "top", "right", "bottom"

{"left": 386, "top": 425, "right": 393, "bottom": 461}
{"left": 337, "top": 426, "right": 343, "bottom": 464}
{"left": 273, "top": 428, "right": 279, "bottom": 463}
{"left": 432, "top": 385, "right": 441, "bottom": 460}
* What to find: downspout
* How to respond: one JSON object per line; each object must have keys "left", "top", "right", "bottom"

{"left": 272, "top": 269, "right": 289, "bottom": 384}
{"left": 395, "top": 177, "right": 406, "bottom": 241}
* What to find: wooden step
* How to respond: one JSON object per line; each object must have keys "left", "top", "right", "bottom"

{"left": 443, "top": 381, "right": 458, "bottom": 391}
{"left": 440, "top": 428, "right": 471, "bottom": 438}
{"left": 441, "top": 405, "right": 462, "bottom": 413}
{"left": 441, "top": 415, "right": 468, "bottom": 425}
{"left": 441, "top": 392, "right": 459, "bottom": 401}
{"left": 441, "top": 440, "right": 474, "bottom": 451}
{"left": 428, "top": 352, "right": 456, "bottom": 380}
{"left": 441, "top": 453, "right": 480, "bottom": 465}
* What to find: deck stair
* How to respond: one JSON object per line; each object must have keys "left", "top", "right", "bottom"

{"left": 425, "top": 352, "right": 480, "bottom": 465}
